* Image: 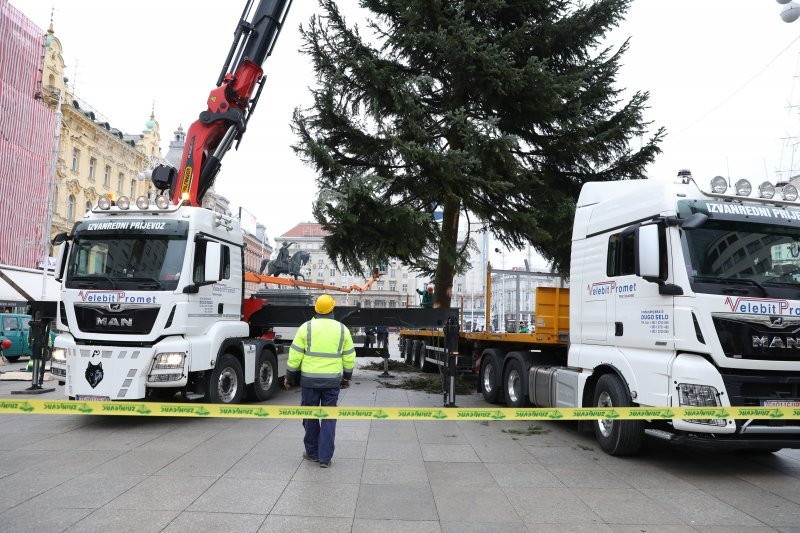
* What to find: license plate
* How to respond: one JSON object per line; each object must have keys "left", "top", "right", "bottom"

{"left": 761, "top": 400, "right": 800, "bottom": 407}
{"left": 75, "top": 395, "right": 110, "bottom": 401}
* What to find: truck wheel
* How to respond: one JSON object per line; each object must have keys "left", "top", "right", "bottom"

{"left": 413, "top": 341, "right": 424, "bottom": 367}
{"left": 417, "top": 343, "right": 436, "bottom": 373}
{"left": 208, "top": 353, "right": 244, "bottom": 404}
{"left": 4, "top": 356, "right": 19, "bottom": 363}
{"left": 403, "top": 339, "right": 414, "bottom": 366}
{"left": 247, "top": 349, "right": 278, "bottom": 402}
{"left": 481, "top": 352, "right": 503, "bottom": 404}
{"left": 504, "top": 358, "right": 530, "bottom": 408}
{"left": 593, "top": 373, "right": 644, "bottom": 456}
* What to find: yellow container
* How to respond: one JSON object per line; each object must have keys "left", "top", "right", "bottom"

{"left": 533, "top": 287, "right": 569, "bottom": 344}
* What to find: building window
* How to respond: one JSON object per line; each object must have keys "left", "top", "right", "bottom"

{"left": 71, "top": 149, "right": 79, "bottom": 172}
{"left": 402, "top": 272, "right": 408, "bottom": 279}
{"left": 103, "top": 165, "right": 110, "bottom": 187}
{"left": 317, "top": 270, "right": 324, "bottom": 277}
{"left": 389, "top": 284, "right": 396, "bottom": 292}
{"left": 130, "top": 180, "right": 136, "bottom": 198}
{"left": 88, "top": 158, "right": 96, "bottom": 180}
{"left": 377, "top": 282, "right": 384, "bottom": 291}
{"left": 457, "top": 284, "right": 462, "bottom": 293}
{"left": 389, "top": 300, "right": 397, "bottom": 308}
{"left": 390, "top": 269, "right": 396, "bottom": 278}
{"left": 402, "top": 284, "right": 408, "bottom": 292}
{"left": 66, "top": 194, "right": 75, "bottom": 221}
{"left": 117, "top": 173, "right": 124, "bottom": 193}
{"left": 329, "top": 268, "right": 336, "bottom": 277}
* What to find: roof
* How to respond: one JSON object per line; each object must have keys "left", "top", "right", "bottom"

{"left": 279, "top": 223, "right": 330, "bottom": 239}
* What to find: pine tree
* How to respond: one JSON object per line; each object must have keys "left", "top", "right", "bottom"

{"left": 293, "top": 0, "right": 664, "bottom": 307}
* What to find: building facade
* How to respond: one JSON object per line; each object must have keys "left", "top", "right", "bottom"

{"left": 273, "top": 223, "right": 422, "bottom": 308}
{"left": 244, "top": 223, "right": 273, "bottom": 296}
{"left": 39, "top": 22, "right": 163, "bottom": 238}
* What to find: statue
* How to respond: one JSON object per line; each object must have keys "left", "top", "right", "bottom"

{"left": 261, "top": 244, "right": 311, "bottom": 281}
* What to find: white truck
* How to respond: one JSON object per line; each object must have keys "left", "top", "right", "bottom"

{"left": 401, "top": 171, "right": 800, "bottom": 454}
{"left": 49, "top": 202, "right": 286, "bottom": 404}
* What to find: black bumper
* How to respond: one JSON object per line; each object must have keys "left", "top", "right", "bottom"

{"left": 646, "top": 429, "right": 800, "bottom": 450}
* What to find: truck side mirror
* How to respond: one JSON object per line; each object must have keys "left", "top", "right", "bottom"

{"left": 54, "top": 241, "right": 69, "bottom": 282}
{"left": 635, "top": 224, "right": 661, "bottom": 280}
{"left": 204, "top": 242, "right": 222, "bottom": 283}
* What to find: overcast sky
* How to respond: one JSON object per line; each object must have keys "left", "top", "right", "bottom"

{"left": 11, "top": 0, "right": 800, "bottom": 270}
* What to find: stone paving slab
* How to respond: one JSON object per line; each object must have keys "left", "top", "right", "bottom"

{"left": 1, "top": 353, "right": 800, "bottom": 531}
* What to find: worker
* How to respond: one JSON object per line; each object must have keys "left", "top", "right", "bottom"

{"left": 285, "top": 294, "right": 355, "bottom": 468}
{"left": 416, "top": 284, "right": 434, "bottom": 308}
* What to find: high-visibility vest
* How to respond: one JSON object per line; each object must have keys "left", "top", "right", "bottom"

{"left": 287, "top": 316, "right": 355, "bottom": 388}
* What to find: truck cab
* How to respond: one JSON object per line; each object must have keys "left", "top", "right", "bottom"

{"left": 51, "top": 196, "right": 284, "bottom": 403}
{"left": 569, "top": 173, "right": 800, "bottom": 452}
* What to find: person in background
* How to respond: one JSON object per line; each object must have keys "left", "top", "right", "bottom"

{"left": 285, "top": 294, "right": 355, "bottom": 468}
{"left": 416, "top": 283, "right": 434, "bottom": 308}
{"left": 376, "top": 325, "right": 389, "bottom": 348}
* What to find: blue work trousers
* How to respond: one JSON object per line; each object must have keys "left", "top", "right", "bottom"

{"left": 301, "top": 386, "right": 340, "bottom": 462}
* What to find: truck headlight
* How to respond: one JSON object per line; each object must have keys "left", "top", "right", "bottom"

{"left": 678, "top": 383, "right": 726, "bottom": 427}
{"left": 678, "top": 383, "right": 719, "bottom": 407}
{"left": 51, "top": 348, "right": 67, "bottom": 363}
{"left": 153, "top": 352, "right": 185, "bottom": 370}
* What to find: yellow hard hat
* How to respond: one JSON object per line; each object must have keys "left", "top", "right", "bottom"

{"left": 315, "top": 294, "right": 335, "bottom": 315}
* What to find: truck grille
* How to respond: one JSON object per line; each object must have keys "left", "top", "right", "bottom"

{"left": 73, "top": 304, "right": 159, "bottom": 335}
{"left": 719, "top": 369, "right": 800, "bottom": 431}
{"left": 712, "top": 314, "right": 800, "bottom": 362}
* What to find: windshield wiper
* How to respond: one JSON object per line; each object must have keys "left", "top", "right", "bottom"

{"left": 693, "top": 276, "right": 767, "bottom": 296}
{"left": 129, "top": 276, "right": 165, "bottom": 290}
{"left": 70, "top": 275, "right": 118, "bottom": 289}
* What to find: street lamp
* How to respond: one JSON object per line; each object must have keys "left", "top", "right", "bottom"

{"left": 494, "top": 247, "right": 505, "bottom": 332}
{"left": 778, "top": 0, "right": 800, "bottom": 23}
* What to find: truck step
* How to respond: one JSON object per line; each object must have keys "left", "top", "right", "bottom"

{"left": 182, "top": 392, "right": 205, "bottom": 401}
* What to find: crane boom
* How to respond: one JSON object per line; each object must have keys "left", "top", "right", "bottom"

{"left": 151, "top": 0, "right": 293, "bottom": 205}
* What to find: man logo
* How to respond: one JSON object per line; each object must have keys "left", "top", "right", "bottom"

{"left": 96, "top": 317, "right": 133, "bottom": 327}
{"left": 85, "top": 361, "right": 104, "bottom": 388}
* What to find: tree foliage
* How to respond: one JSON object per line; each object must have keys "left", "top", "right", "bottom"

{"left": 293, "top": 0, "right": 664, "bottom": 307}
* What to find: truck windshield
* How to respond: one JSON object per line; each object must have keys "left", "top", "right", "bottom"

{"left": 681, "top": 220, "right": 800, "bottom": 295}
{"left": 66, "top": 234, "right": 187, "bottom": 291}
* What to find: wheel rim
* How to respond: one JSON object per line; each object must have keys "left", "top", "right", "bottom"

{"left": 483, "top": 362, "right": 494, "bottom": 393}
{"left": 507, "top": 369, "right": 521, "bottom": 403}
{"left": 597, "top": 390, "right": 613, "bottom": 437}
{"left": 217, "top": 367, "right": 239, "bottom": 402}
{"left": 258, "top": 360, "right": 274, "bottom": 390}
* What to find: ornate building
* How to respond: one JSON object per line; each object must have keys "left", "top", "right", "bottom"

{"left": 39, "top": 21, "right": 164, "bottom": 237}
{"left": 273, "top": 223, "right": 422, "bottom": 308}
{"left": 243, "top": 223, "right": 272, "bottom": 296}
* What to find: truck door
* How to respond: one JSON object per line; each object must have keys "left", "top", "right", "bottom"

{"left": 190, "top": 239, "right": 240, "bottom": 335}
{"left": 610, "top": 224, "right": 674, "bottom": 407}
{"left": 1, "top": 316, "right": 23, "bottom": 357}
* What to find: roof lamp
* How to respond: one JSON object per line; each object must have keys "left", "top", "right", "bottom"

{"left": 155, "top": 195, "right": 170, "bottom": 209}
{"left": 734, "top": 179, "right": 752, "bottom": 196}
{"left": 97, "top": 196, "right": 111, "bottom": 210}
{"left": 116, "top": 196, "right": 131, "bottom": 210}
{"left": 783, "top": 184, "right": 799, "bottom": 201}
{"left": 710, "top": 176, "right": 727, "bottom": 193}
{"left": 136, "top": 196, "right": 149, "bottom": 209}
{"left": 759, "top": 182, "right": 775, "bottom": 199}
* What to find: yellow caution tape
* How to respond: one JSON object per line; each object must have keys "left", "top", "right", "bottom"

{"left": 1, "top": 399, "right": 799, "bottom": 421}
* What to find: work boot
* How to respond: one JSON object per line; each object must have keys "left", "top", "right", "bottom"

{"left": 303, "top": 452, "right": 318, "bottom": 462}
{"left": 319, "top": 461, "right": 330, "bottom": 468}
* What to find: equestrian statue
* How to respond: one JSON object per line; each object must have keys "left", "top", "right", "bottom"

{"left": 259, "top": 241, "right": 310, "bottom": 281}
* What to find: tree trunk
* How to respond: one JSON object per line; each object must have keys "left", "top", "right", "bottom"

{"left": 433, "top": 194, "right": 460, "bottom": 308}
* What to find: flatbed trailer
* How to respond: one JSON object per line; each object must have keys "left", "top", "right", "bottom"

{"left": 399, "top": 285, "right": 569, "bottom": 377}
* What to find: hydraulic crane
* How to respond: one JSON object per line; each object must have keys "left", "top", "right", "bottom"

{"left": 151, "top": 0, "right": 292, "bottom": 205}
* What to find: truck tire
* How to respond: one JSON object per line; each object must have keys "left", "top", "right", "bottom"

{"left": 403, "top": 339, "right": 414, "bottom": 366}
{"left": 504, "top": 357, "right": 530, "bottom": 408}
{"left": 247, "top": 349, "right": 278, "bottom": 402}
{"left": 207, "top": 353, "right": 244, "bottom": 404}
{"left": 418, "top": 343, "right": 436, "bottom": 373}
{"left": 413, "top": 340, "right": 424, "bottom": 368}
{"left": 480, "top": 350, "right": 503, "bottom": 404}
{"left": 592, "top": 373, "right": 644, "bottom": 456}
{"left": 4, "top": 356, "right": 19, "bottom": 363}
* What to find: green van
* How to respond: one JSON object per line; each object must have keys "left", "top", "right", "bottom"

{"left": 0, "top": 313, "right": 32, "bottom": 362}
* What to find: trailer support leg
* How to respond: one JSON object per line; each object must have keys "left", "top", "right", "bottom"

{"left": 443, "top": 318, "right": 459, "bottom": 408}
